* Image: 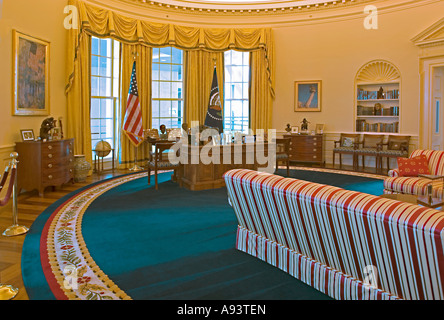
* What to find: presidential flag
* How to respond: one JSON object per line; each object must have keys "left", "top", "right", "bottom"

{"left": 204, "top": 66, "right": 223, "bottom": 133}
{"left": 123, "top": 61, "right": 144, "bottom": 146}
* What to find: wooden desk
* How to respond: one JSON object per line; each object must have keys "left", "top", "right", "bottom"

{"left": 179, "top": 142, "right": 270, "bottom": 191}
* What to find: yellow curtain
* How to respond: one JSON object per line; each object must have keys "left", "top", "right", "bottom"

{"left": 185, "top": 50, "right": 224, "bottom": 125}
{"left": 118, "top": 44, "right": 152, "bottom": 169}
{"left": 66, "top": 0, "right": 274, "bottom": 98}
{"left": 65, "top": 24, "right": 92, "bottom": 168}
{"left": 250, "top": 48, "right": 274, "bottom": 132}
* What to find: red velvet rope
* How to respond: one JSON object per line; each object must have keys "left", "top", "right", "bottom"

{"left": 0, "top": 167, "right": 9, "bottom": 192}
{"left": 0, "top": 167, "right": 16, "bottom": 207}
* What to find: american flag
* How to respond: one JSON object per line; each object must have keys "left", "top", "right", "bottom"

{"left": 123, "top": 61, "right": 143, "bottom": 146}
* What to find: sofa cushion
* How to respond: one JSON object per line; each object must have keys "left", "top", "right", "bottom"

{"left": 384, "top": 176, "right": 443, "bottom": 197}
{"left": 410, "top": 149, "right": 444, "bottom": 176}
{"left": 397, "top": 155, "right": 430, "bottom": 177}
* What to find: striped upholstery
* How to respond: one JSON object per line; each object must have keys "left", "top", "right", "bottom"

{"left": 223, "top": 169, "right": 444, "bottom": 300}
{"left": 385, "top": 149, "right": 444, "bottom": 196}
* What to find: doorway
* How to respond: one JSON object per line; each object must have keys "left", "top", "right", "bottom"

{"left": 431, "top": 66, "right": 444, "bottom": 150}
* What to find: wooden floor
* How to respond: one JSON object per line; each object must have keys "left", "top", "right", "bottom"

{"left": 0, "top": 164, "right": 385, "bottom": 300}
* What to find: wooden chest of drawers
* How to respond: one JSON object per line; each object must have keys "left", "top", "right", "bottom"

{"left": 285, "top": 134, "right": 324, "bottom": 166}
{"left": 16, "top": 139, "right": 75, "bottom": 196}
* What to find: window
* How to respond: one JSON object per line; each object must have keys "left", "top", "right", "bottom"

{"left": 90, "top": 37, "right": 120, "bottom": 159}
{"left": 224, "top": 50, "right": 250, "bottom": 133}
{"left": 152, "top": 47, "right": 184, "bottom": 130}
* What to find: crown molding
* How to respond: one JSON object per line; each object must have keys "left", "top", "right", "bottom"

{"left": 85, "top": 0, "right": 443, "bottom": 26}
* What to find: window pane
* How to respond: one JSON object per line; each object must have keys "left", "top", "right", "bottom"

{"left": 160, "top": 100, "right": 172, "bottom": 117}
{"left": 159, "top": 64, "right": 172, "bottom": 81}
{"left": 152, "top": 82, "right": 159, "bottom": 99}
{"left": 91, "top": 77, "right": 99, "bottom": 96}
{"left": 92, "top": 38, "right": 99, "bottom": 55}
{"left": 171, "top": 82, "right": 182, "bottom": 99}
{"left": 152, "top": 63, "right": 159, "bottom": 81}
{"left": 100, "top": 39, "right": 110, "bottom": 57}
{"left": 91, "top": 55, "right": 99, "bottom": 76}
{"left": 159, "top": 47, "right": 171, "bottom": 63}
{"left": 172, "top": 48, "right": 182, "bottom": 65}
{"left": 99, "top": 57, "right": 111, "bottom": 77}
{"left": 99, "top": 78, "right": 111, "bottom": 96}
{"left": 159, "top": 82, "right": 171, "bottom": 98}
{"left": 172, "top": 64, "right": 182, "bottom": 81}
{"left": 152, "top": 48, "right": 160, "bottom": 63}
{"left": 91, "top": 98, "right": 101, "bottom": 118}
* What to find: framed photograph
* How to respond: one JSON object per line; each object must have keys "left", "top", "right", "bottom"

{"left": 20, "top": 129, "right": 35, "bottom": 141}
{"left": 315, "top": 124, "right": 325, "bottom": 134}
{"left": 295, "top": 80, "right": 322, "bottom": 112}
{"left": 291, "top": 126, "right": 299, "bottom": 134}
{"left": 12, "top": 30, "right": 50, "bottom": 116}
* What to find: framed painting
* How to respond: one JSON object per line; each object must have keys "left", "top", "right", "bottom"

{"left": 294, "top": 80, "right": 322, "bottom": 112}
{"left": 12, "top": 30, "right": 50, "bottom": 116}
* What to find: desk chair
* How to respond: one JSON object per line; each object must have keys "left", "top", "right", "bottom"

{"left": 148, "top": 142, "right": 181, "bottom": 190}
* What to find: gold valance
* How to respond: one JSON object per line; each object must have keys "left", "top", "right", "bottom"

{"left": 66, "top": 0, "right": 274, "bottom": 98}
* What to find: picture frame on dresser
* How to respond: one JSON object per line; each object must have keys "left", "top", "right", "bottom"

{"left": 294, "top": 80, "right": 322, "bottom": 112}
{"left": 291, "top": 126, "right": 299, "bottom": 134}
{"left": 12, "top": 30, "right": 50, "bottom": 116}
{"left": 20, "top": 129, "right": 35, "bottom": 141}
{"left": 315, "top": 124, "right": 324, "bottom": 134}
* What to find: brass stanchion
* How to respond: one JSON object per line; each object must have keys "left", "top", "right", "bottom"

{"left": 0, "top": 152, "right": 23, "bottom": 300}
{"left": 3, "top": 152, "right": 29, "bottom": 236}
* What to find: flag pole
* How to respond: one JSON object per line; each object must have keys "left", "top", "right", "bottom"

{"left": 128, "top": 51, "right": 143, "bottom": 172}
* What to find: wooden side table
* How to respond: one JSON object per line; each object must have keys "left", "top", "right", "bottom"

{"left": 417, "top": 174, "right": 444, "bottom": 209}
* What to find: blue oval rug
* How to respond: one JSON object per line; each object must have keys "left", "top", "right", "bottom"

{"left": 21, "top": 169, "right": 384, "bottom": 300}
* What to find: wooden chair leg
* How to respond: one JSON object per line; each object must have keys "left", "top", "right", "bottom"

{"left": 333, "top": 152, "right": 336, "bottom": 167}
{"left": 286, "top": 160, "right": 290, "bottom": 177}
{"left": 155, "top": 169, "right": 158, "bottom": 190}
{"left": 148, "top": 167, "right": 151, "bottom": 184}
{"left": 339, "top": 154, "right": 342, "bottom": 169}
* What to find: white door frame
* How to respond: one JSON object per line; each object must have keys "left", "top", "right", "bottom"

{"left": 419, "top": 56, "right": 444, "bottom": 149}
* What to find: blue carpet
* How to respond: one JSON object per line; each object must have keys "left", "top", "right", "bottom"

{"left": 22, "top": 169, "right": 384, "bottom": 300}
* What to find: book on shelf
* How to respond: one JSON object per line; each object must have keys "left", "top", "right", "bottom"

{"left": 357, "top": 88, "right": 399, "bottom": 100}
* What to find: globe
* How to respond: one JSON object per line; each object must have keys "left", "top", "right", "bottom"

{"left": 94, "top": 140, "right": 112, "bottom": 157}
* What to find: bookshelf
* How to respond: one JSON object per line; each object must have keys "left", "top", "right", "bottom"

{"left": 354, "top": 60, "right": 401, "bottom": 133}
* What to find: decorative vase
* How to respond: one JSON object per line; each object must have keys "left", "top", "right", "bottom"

{"left": 73, "top": 155, "right": 91, "bottom": 183}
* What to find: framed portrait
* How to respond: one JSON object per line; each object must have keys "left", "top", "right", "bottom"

{"left": 12, "top": 30, "right": 50, "bottom": 116}
{"left": 291, "top": 126, "right": 299, "bottom": 134}
{"left": 20, "top": 129, "right": 35, "bottom": 141}
{"left": 294, "top": 80, "right": 322, "bottom": 112}
{"left": 315, "top": 124, "right": 325, "bottom": 134}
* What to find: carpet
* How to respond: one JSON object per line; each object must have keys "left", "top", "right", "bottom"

{"left": 21, "top": 168, "right": 384, "bottom": 300}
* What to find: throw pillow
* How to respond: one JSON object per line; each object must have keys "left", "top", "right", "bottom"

{"left": 397, "top": 155, "right": 430, "bottom": 177}
{"left": 342, "top": 137, "right": 355, "bottom": 148}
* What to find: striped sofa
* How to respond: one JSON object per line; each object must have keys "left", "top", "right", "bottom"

{"left": 384, "top": 149, "right": 444, "bottom": 198}
{"left": 223, "top": 169, "right": 444, "bottom": 300}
